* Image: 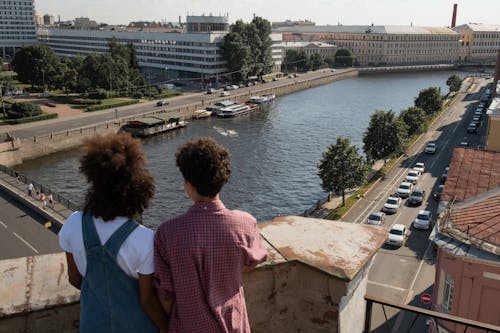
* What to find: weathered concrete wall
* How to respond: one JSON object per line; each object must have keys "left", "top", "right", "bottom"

{"left": 0, "top": 138, "right": 22, "bottom": 166}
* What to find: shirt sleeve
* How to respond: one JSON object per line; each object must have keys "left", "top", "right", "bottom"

{"left": 138, "top": 230, "right": 155, "bottom": 275}
{"left": 153, "top": 230, "right": 175, "bottom": 300}
{"left": 58, "top": 211, "right": 81, "bottom": 253}
{"left": 242, "top": 220, "right": 268, "bottom": 268}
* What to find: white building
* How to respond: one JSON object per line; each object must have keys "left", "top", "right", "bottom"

{"left": 0, "top": 0, "right": 37, "bottom": 58}
{"left": 38, "top": 15, "right": 283, "bottom": 82}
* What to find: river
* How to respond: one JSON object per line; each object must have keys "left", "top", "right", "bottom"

{"left": 16, "top": 71, "right": 465, "bottom": 226}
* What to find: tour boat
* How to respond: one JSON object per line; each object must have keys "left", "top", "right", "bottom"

{"left": 120, "top": 113, "right": 187, "bottom": 137}
{"left": 248, "top": 94, "right": 275, "bottom": 104}
{"left": 216, "top": 103, "right": 259, "bottom": 118}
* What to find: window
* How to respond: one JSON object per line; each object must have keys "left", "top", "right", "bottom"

{"left": 439, "top": 270, "right": 454, "bottom": 311}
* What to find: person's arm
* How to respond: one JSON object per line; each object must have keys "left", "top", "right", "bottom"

{"left": 138, "top": 273, "right": 169, "bottom": 332}
{"left": 65, "top": 252, "right": 82, "bottom": 290}
{"left": 153, "top": 231, "right": 175, "bottom": 318}
{"left": 242, "top": 219, "right": 268, "bottom": 272}
{"left": 159, "top": 297, "right": 174, "bottom": 317}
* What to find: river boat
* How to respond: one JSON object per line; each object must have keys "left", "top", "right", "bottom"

{"left": 119, "top": 113, "right": 187, "bottom": 137}
{"left": 216, "top": 103, "right": 259, "bottom": 118}
{"left": 248, "top": 94, "right": 275, "bottom": 104}
{"left": 192, "top": 109, "right": 212, "bottom": 119}
{"left": 206, "top": 100, "right": 237, "bottom": 113}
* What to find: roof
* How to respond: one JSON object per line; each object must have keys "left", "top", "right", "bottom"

{"left": 282, "top": 41, "right": 337, "bottom": 48}
{"left": 442, "top": 148, "right": 500, "bottom": 202}
{"left": 259, "top": 216, "right": 386, "bottom": 281}
{"left": 454, "top": 23, "right": 500, "bottom": 32}
{"left": 273, "top": 25, "right": 458, "bottom": 35}
{"left": 127, "top": 117, "right": 163, "bottom": 126}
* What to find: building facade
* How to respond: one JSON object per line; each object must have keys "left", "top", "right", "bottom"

{"left": 0, "top": 0, "right": 37, "bottom": 58}
{"left": 282, "top": 41, "right": 337, "bottom": 58}
{"left": 453, "top": 23, "right": 500, "bottom": 64}
{"left": 486, "top": 50, "right": 500, "bottom": 151}
{"left": 274, "top": 25, "right": 461, "bottom": 66}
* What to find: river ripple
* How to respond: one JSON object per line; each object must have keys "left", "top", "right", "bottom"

{"left": 16, "top": 71, "right": 463, "bottom": 226}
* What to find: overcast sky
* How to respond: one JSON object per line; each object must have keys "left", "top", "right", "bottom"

{"left": 35, "top": 0, "right": 499, "bottom": 27}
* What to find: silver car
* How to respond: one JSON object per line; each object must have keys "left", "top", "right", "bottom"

{"left": 413, "top": 210, "right": 433, "bottom": 230}
{"left": 366, "top": 212, "right": 385, "bottom": 226}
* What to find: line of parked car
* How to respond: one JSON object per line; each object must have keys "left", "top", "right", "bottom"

{"left": 466, "top": 101, "right": 487, "bottom": 134}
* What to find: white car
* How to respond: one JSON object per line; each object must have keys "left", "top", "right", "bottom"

{"left": 397, "top": 182, "right": 414, "bottom": 198}
{"left": 425, "top": 142, "right": 437, "bottom": 154}
{"left": 413, "top": 210, "right": 433, "bottom": 230}
{"left": 220, "top": 91, "right": 230, "bottom": 97}
{"left": 366, "top": 212, "right": 385, "bottom": 226}
{"left": 405, "top": 170, "right": 421, "bottom": 185}
{"left": 385, "top": 224, "right": 407, "bottom": 247}
{"left": 382, "top": 196, "right": 402, "bottom": 214}
{"left": 413, "top": 162, "right": 425, "bottom": 174}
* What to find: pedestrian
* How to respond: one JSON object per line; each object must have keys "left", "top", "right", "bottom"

{"left": 48, "top": 193, "right": 54, "bottom": 208}
{"left": 154, "top": 137, "right": 268, "bottom": 332}
{"left": 58, "top": 132, "right": 168, "bottom": 333}
{"left": 39, "top": 192, "right": 46, "bottom": 208}
{"left": 27, "top": 183, "right": 34, "bottom": 197}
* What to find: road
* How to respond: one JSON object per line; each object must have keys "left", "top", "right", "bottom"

{"left": 2, "top": 68, "right": 350, "bottom": 139}
{"left": 0, "top": 190, "right": 61, "bottom": 260}
{"left": 341, "top": 77, "right": 491, "bottom": 332}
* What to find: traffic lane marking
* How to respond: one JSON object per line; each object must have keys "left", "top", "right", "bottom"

{"left": 0, "top": 220, "right": 7, "bottom": 228}
{"left": 13, "top": 232, "right": 39, "bottom": 254}
{"left": 368, "top": 280, "right": 408, "bottom": 292}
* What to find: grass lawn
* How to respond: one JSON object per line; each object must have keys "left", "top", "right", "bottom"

{"left": 49, "top": 95, "right": 137, "bottom": 110}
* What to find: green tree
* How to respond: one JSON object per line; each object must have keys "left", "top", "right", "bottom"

{"left": 414, "top": 87, "right": 443, "bottom": 116}
{"left": 446, "top": 74, "right": 462, "bottom": 92}
{"left": 309, "top": 53, "right": 324, "bottom": 71}
{"left": 398, "top": 106, "right": 428, "bottom": 137}
{"left": 334, "top": 48, "right": 355, "bottom": 67}
{"left": 363, "top": 110, "right": 408, "bottom": 163}
{"left": 318, "top": 137, "right": 369, "bottom": 206}
{"left": 251, "top": 16, "right": 273, "bottom": 76}
{"left": 220, "top": 30, "right": 251, "bottom": 81}
{"left": 12, "top": 44, "right": 61, "bottom": 90}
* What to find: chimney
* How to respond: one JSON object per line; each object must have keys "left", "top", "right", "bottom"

{"left": 451, "top": 3, "right": 457, "bottom": 28}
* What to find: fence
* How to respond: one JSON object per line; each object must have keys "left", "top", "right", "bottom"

{"left": 0, "top": 164, "right": 81, "bottom": 212}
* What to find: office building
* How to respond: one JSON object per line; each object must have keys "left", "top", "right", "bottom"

{"left": 0, "top": 0, "right": 37, "bottom": 58}
{"left": 454, "top": 23, "right": 500, "bottom": 64}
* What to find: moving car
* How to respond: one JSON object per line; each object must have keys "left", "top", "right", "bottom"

{"left": 408, "top": 189, "right": 426, "bottom": 206}
{"left": 220, "top": 91, "right": 231, "bottom": 97}
{"left": 156, "top": 100, "right": 169, "bottom": 106}
{"left": 397, "top": 182, "right": 414, "bottom": 198}
{"left": 405, "top": 170, "right": 421, "bottom": 185}
{"left": 366, "top": 212, "right": 385, "bottom": 226}
{"left": 433, "top": 184, "right": 444, "bottom": 201}
{"left": 424, "top": 142, "right": 437, "bottom": 154}
{"left": 413, "top": 162, "right": 425, "bottom": 173}
{"left": 385, "top": 224, "right": 407, "bottom": 247}
{"left": 206, "top": 88, "right": 216, "bottom": 94}
{"left": 382, "top": 196, "right": 402, "bottom": 214}
{"left": 413, "top": 210, "right": 433, "bottom": 230}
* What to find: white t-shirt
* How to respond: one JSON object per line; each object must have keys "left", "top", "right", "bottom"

{"left": 58, "top": 211, "right": 154, "bottom": 279}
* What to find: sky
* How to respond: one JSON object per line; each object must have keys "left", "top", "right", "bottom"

{"left": 35, "top": 0, "right": 499, "bottom": 27}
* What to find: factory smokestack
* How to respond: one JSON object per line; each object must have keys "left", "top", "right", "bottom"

{"left": 451, "top": 3, "right": 457, "bottom": 28}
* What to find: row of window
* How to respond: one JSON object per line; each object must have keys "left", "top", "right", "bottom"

{"left": 317, "top": 33, "right": 458, "bottom": 42}
{"left": 473, "top": 41, "right": 500, "bottom": 46}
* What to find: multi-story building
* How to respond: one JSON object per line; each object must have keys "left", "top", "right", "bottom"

{"left": 272, "top": 19, "right": 315, "bottom": 29}
{"left": 282, "top": 41, "right": 337, "bottom": 58}
{"left": 0, "top": 0, "right": 37, "bottom": 58}
{"left": 274, "top": 25, "right": 461, "bottom": 66}
{"left": 486, "top": 50, "right": 500, "bottom": 151}
{"left": 430, "top": 147, "right": 500, "bottom": 333}
{"left": 38, "top": 15, "right": 283, "bottom": 83}
{"left": 453, "top": 23, "right": 500, "bottom": 64}
{"left": 43, "top": 14, "right": 54, "bottom": 26}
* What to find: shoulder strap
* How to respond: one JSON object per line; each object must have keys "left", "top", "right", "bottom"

{"left": 104, "top": 220, "right": 139, "bottom": 259}
{"left": 82, "top": 212, "right": 102, "bottom": 250}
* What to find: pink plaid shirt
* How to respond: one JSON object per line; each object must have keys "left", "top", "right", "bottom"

{"left": 154, "top": 200, "right": 268, "bottom": 333}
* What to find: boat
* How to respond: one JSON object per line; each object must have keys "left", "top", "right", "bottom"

{"left": 119, "top": 113, "right": 187, "bottom": 137}
{"left": 192, "top": 109, "right": 212, "bottom": 119}
{"left": 248, "top": 94, "right": 275, "bottom": 104}
{"left": 206, "top": 100, "right": 237, "bottom": 113}
{"left": 216, "top": 103, "right": 259, "bottom": 118}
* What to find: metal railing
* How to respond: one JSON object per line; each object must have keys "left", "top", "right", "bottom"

{"left": 0, "top": 164, "right": 81, "bottom": 212}
{"left": 364, "top": 295, "right": 500, "bottom": 333}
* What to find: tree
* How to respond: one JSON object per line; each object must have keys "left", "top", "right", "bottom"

{"left": 318, "top": 137, "right": 369, "bottom": 206}
{"left": 363, "top": 110, "right": 408, "bottom": 163}
{"left": 334, "top": 48, "right": 355, "bottom": 67}
{"left": 12, "top": 44, "right": 61, "bottom": 90}
{"left": 446, "top": 74, "right": 462, "bottom": 92}
{"left": 309, "top": 53, "right": 324, "bottom": 71}
{"left": 220, "top": 30, "right": 251, "bottom": 81}
{"left": 398, "top": 106, "right": 428, "bottom": 137}
{"left": 414, "top": 87, "right": 443, "bottom": 116}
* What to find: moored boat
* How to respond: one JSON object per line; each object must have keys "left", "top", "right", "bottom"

{"left": 192, "top": 109, "right": 212, "bottom": 119}
{"left": 119, "top": 113, "right": 187, "bottom": 137}
{"left": 216, "top": 103, "right": 259, "bottom": 118}
{"left": 206, "top": 100, "right": 237, "bottom": 113}
{"left": 248, "top": 94, "right": 275, "bottom": 104}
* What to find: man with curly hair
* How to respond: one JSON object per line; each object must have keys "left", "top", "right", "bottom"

{"left": 154, "top": 136, "right": 268, "bottom": 332}
{"left": 58, "top": 132, "right": 168, "bottom": 332}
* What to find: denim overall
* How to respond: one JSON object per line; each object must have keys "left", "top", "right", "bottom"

{"left": 80, "top": 212, "right": 159, "bottom": 333}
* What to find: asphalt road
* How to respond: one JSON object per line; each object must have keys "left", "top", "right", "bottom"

{"left": 0, "top": 190, "right": 61, "bottom": 260}
{"left": 341, "top": 77, "right": 491, "bottom": 332}
{"left": 2, "top": 68, "right": 349, "bottom": 139}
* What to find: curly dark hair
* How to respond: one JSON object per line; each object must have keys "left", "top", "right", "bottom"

{"left": 175, "top": 137, "right": 231, "bottom": 198}
{"left": 79, "top": 132, "right": 155, "bottom": 221}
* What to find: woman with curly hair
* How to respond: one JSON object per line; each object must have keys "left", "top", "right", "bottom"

{"left": 58, "top": 132, "right": 168, "bottom": 332}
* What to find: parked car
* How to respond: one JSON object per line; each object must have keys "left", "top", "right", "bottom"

{"left": 424, "top": 142, "right": 437, "bottom": 154}
{"left": 459, "top": 141, "right": 469, "bottom": 147}
{"left": 397, "top": 182, "right": 414, "bottom": 198}
{"left": 224, "top": 85, "right": 233, "bottom": 91}
{"left": 433, "top": 184, "right": 444, "bottom": 201}
{"left": 366, "top": 212, "right": 385, "bottom": 226}
{"left": 413, "top": 162, "right": 425, "bottom": 173}
{"left": 440, "top": 167, "right": 449, "bottom": 183}
{"left": 156, "top": 100, "right": 169, "bottom": 106}
{"left": 220, "top": 91, "right": 230, "bottom": 97}
{"left": 405, "top": 170, "right": 421, "bottom": 185}
{"left": 385, "top": 224, "right": 407, "bottom": 247}
{"left": 413, "top": 210, "right": 433, "bottom": 230}
{"left": 467, "top": 123, "right": 478, "bottom": 133}
{"left": 408, "top": 189, "right": 425, "bottom": 206}
{"left": 231, "top": 84, "right": 239, "bottom": 90}
{"left": 382, "top": 196, "right": 402, "bottom": 214}
{"left": 474, "top": 110, "right": 483, "bottom": 117}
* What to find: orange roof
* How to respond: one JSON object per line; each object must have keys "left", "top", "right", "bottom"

{"left": 442, "top": 148, "right": 500, "bottom": 202}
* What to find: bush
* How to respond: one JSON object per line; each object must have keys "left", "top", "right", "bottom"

{"left": 73, "top": 98, "right": 102, "bottom": 105}
{"left": 86, "top": 99, "right": 140, "bottom": 112}
{"left": 6, "top": 102, "right": 42, "bottom": 119}
{"left": 6, "top": 112, "right": 58, "bottom": 124}
{"left": 132, "top": 92, "right": 143, "bottom": 99}
{"left": 87, "top": 89, "right": 109, "bottom": 100}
